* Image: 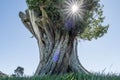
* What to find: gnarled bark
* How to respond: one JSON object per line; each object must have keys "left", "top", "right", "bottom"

{"left": 19, "top": 8, "right": 90, "bottom": 76}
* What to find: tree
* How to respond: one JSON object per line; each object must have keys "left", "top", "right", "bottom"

{"left": 0, "top": 71, "right": 7, "bottom": 77}
{"left": 19, "top": 0, "right": 109, "bottom": 76}
{"left": 14, "top": 66, "right": 24, "bottom": 77}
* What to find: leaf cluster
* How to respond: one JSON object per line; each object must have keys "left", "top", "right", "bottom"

{"left": 80, "top": 1, "right": 109, "bottom": 40}
{"left": 26, "top": 0, "right": 61, "bottom": 24}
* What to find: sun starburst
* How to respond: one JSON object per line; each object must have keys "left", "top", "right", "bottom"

{"left": 62, "top": 0, "right": 85, "bottom": 21}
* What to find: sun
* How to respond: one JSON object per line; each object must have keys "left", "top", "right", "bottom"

{"left": 62, "top": 0, "right": 85, "bottom": 21}
{"left": 71, "top": 4, "right": 78, "bottom": 13}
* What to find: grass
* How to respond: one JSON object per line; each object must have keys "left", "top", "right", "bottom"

{"left": 1, "top": 73, "right": 120, "bottom": 80}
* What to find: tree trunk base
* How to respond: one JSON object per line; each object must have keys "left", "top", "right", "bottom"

{"left": 34, "top": 39, "right": 90, "bottom": 76}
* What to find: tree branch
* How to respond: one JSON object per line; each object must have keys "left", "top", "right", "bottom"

{"left": 19, "top": 11, "right": 36, "bottom": 38}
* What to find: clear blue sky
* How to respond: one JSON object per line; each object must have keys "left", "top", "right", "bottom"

{"left": 0, "top": 0, "right": 120, "bottom": 75}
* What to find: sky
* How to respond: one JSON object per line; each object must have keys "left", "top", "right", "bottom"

{"left": 0, "top": 0, "right": 120, "bottom": 76}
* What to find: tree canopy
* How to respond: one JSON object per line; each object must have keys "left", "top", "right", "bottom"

{"left": 26, "top": 0, "right": 109, "bottom": 41}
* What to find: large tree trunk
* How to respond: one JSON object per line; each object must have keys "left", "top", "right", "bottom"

{"left": 19, "top": 8, "right": 90, "bottom": 76}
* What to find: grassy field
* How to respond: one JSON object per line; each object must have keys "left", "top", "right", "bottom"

{"left": 0, "top": 73, "right": 120, "bottom": 80}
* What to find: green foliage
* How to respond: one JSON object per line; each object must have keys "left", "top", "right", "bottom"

{"left": 80, "top": 3, "right": 109, "bottom": 40}
{"left": 26, "top": 0, "right": 61, "bottom": 24}
{"left": 1, "top": 73, "right": 120, "bottom": 80}
{"left": 14, "top": 66, "right": 24, "bottom": 77}
{"left": 26, "top": 0, "right": 109, "bottom": 41}
{"left": 26, "top": 0, "right": 49, "bottom": 11}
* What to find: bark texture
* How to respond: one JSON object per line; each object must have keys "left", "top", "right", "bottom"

{"left": 19, "top": 8, "right": 90, "bottom": 76}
